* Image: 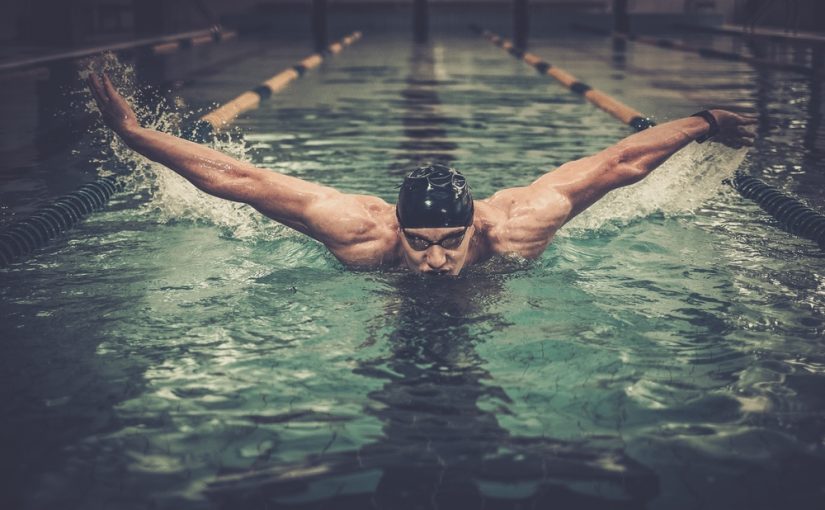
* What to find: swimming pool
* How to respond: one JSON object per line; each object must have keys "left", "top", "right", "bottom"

{"left": 1, "top": 30, "right": 824, "bottom": 509}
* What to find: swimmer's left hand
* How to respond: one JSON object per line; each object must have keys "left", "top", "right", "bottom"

{"left": 87, "top": 73, "right": 140, "bottom": 138}
{"left": 709, "top": 109, "right": 758, "bottom": 149}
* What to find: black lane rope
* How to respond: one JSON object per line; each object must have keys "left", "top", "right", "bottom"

{"left": 0, "top": 176, "right": 124, "bottom": 267}
{"left": 572, "top": 24, "right": 816, "bottom": 76}
{"left": 471, "top": 26, "right": 825, "bottom": 251}
{"left": 728, "top": 174, "right": 825, "bottom": 249}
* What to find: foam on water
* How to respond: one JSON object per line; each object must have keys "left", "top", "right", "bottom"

{"left": 564, "top": 142, "right": 749, "bottom": 235}
{"left": 79, "top": 54, "right": 281, "bottom": 240}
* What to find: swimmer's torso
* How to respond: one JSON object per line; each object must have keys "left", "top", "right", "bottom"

{"left": 319, "top": 197, "right": 566, "bottom": 271}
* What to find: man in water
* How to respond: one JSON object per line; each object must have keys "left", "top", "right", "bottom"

{"left": 88, "top": 73, "right": 756, "bottom": 275}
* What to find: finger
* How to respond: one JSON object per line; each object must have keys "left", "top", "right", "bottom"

{"left": 102, "top": 73, "right": 120, "bottom": 100}
{"left": 94, "top": 74, "right": 110, "bottom": 102}
{"left": 740, "top": 116, "right": 758, "bottom": 125}
{"left": 87, "top": 74, "right": 108, "bottom": 105}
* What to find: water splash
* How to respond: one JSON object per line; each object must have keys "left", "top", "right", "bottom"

{"left": 563, "top": 143, "right": 749, "bottom": 235}
{"left": 78, "top": 53, "right": 283, "bottom": 240}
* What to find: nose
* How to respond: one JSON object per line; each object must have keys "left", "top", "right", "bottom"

{"left": 424, "top": 245, "right": 447, "bottom": 271}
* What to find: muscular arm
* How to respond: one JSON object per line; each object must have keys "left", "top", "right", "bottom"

{"left": 484, "top": 110, "right": 755, "bottom": 257}
{"left": 88, "top": 73, "right": 391, "bottom": 261}
{"left": 120, "top": 125, "right": 335, "bottom": 233}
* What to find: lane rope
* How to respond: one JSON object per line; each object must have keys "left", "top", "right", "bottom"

{"left": 470, "top": 25, "right": 654, "bottom": 131}
{"left": 152, "top": 28, "right": 237, "bottom": 55}
{"left": 572, "top": 25, "right": 815, "bottom": 76}
{"left": 0, "top": 177, "right": 124, "bottom": 267}
{"left": 674, "top": 23, "right": 825, "bottom": 47}
{"left": 728, "top": 174, "right": 825, "bottom": 249}
{"left": 189, "top": 31, "right": 362, "bottom": 140}
{"left": 0, "top": 28, "right": 237, "bottom": 74}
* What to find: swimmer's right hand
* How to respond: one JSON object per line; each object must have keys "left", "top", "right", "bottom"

{"left": 87, "top": 73, "right": 140, "bottom": 138}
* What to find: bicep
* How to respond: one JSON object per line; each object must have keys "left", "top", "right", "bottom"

{"left": 245, "top": 175, "right": 388, "bottom": 249}
{"left": 227, "top": 166, "right": 338, "bottom": 231}
{"left": 528, "top": 151, "right": 641, "bottom": 221}
{"left": 483, "top": 186, "right": 571, "bottom": 256}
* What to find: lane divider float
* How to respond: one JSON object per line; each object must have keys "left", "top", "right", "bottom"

{"left": 728, "top": 174, "right": 825, "bottom": 249}
{"left": 470, "top": 26, "right": 654, "bottom": 131}
{"left": 572, "top": 24, "right": 815, "bottom": 76}
{"left": 674, "top": 23, "right": 825, "bottom": 47}
{"left": 0, "top": 28, "right": 238, "bottom": 74}
{"left": 0, "top": 176, "right": 124, "bottom": 267}
{"left": 470, "top": 25, "right": 825, "bottom": 251}
{"left": 190, "top": 31, "right": 362, "bottom": 140}
{"left": 152, "top": 28, "right": 237, "bottom": 55}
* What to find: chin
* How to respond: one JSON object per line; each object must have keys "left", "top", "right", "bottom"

{"left": 428, "top": 267, "right": 464, "bottom": 276}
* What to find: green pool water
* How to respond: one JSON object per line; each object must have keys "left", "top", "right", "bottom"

{"left": 1, "top": 33, "right": 824, "bottom": 509}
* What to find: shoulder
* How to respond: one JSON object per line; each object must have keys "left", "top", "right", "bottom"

{"left": 318, "top": 197, "right": 401, "bottom": 268}
{"left": 473, "top": 190, "right": 569, "bottom": 260}
{"left": 308, "top": 193, "right": 392, "bottom": 239}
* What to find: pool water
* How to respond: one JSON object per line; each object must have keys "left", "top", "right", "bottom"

{"left": 1, "top": 31, "right": 825, "bottom": 509}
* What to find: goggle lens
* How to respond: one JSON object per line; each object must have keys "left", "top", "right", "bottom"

{"left": 404, "top": 228, "right": 467, "bottom": 251}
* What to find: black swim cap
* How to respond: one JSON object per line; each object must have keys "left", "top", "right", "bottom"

{"left": 396, "top": 164, "right": 474, "bottom": 228}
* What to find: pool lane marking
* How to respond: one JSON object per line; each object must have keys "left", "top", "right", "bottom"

{"left": 0, "top": 28, "right": 236, "bottom": 73}
{"left": 152, "top": 29, "right": 238, "bottom": 55}
{"left": 471, "top": 26, "right": 655, "bottom": 131}
{"left": 197, "top": 31, "right": 362, "bottom": 134}
{"left": 674, "top": 23, "right": 825, "bottom": 47}
{"left": 572, "top": 25, "right": 815, "bottom": 76}
{"left": 471, "top": 26, "right": 825, "bottom": 250}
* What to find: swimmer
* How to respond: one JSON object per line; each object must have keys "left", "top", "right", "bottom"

{"left": 88, "top": 73, "right": 756, "bottom": 275}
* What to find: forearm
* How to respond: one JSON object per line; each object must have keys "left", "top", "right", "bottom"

{"left": 612, "top": 114, "right": 712, "bottom": 176}
{"left": 120, "top": 126, "right": 253, "bottom": 198}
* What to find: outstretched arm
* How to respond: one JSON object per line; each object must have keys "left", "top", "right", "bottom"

{"left": 483, "top": 110, "right": 756, "bottom": 257}
{"left": 529, "top": 110, "right": 756, "bottom": 220}
{"left": 87, "top": 73, "right": 389, "bottom": 257}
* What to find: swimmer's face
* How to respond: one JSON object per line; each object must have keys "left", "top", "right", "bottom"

{"left": 399, "top": 225, "right": 474, "bottom": 276}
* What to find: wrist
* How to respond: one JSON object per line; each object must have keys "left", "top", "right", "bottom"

{"left": 116, "top": 123, "right": 143, "bottom": 146}
{"left": 690, "top": 110, "right": 719, "bottom": 143}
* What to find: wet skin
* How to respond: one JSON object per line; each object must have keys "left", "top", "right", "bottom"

{"left": 88, "top": 72, "right": 757, "bottom": 275}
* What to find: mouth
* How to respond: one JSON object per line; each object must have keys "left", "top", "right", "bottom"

{"left": 424, "top": 269, "right": 451, "bottom": 276}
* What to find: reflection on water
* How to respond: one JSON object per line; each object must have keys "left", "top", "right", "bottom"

{"left": 207, "top": 274, "right": 658, "bottom": 508}
{"left": 392, "top": 42, "right": 457, "bottom": 174}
